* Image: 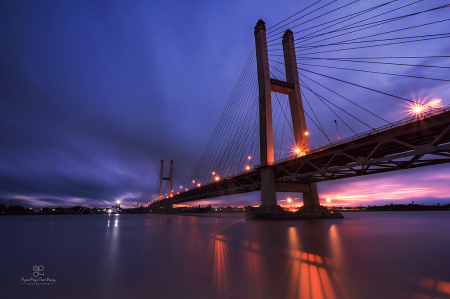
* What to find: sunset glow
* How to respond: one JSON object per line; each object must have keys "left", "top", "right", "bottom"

{"left": 320, "top": 171, "right": 450, "bottom": 206}
{"left": 187, "top": 167, "right": 450, "bottom": 208}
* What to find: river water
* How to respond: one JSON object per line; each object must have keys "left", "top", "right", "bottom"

{"left": 1, "top": 212, "right": 450, "bottom": 299}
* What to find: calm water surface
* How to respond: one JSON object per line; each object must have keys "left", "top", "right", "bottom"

{"left": 1, "top": 212, "right": 450, "bottom": 299}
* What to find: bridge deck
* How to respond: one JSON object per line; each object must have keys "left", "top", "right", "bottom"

{"left": 152, "top": 107, "right": 450, "bottom": 207}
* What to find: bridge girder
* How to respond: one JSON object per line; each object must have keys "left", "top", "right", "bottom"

{"left": 152, "top": 109, "right": 450, "bottom": 208}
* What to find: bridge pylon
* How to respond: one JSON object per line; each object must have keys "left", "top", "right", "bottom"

{"left": 254, "top": 19, "right": 325, "bottom": 215}
{"left": 157, "top": 159, "right": 174, "bottom": 209}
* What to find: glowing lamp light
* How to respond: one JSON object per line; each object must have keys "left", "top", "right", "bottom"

{"left": 192, "top": 180, "right": 195, "bottom": 183}
{"left": 186, "top": 188, "right": 188, "bottom": 191}
{"left": 246, "top": 166, "right": 251, "bottom": 171}
{"left": 428, "top": 98, "right": 442, "bottom": 107}
{"left": 304, "top": 131, "right": 309, "bottom": 136}
{"left": 197, "top": 183, "right": 201, "bottom": 187}
{"left": 180, "top": 186, "right": 182, "bottom": 188}
{"left": 215, "top": 176, "right": 220, "bottom": 181}
{"left": 293, "top": 146, "right": 306, "bottom": 157}
{"left": 248, "top": 156, "right": 251, "bottom": 160}
{"left": 212, "top": 171, "right": 215, "bottom": 175}
{"left": 408, "top": 98, "right": 442, "bottom": 117}
{"left": 410, "top": 103, "right": 425, "bottom": 116}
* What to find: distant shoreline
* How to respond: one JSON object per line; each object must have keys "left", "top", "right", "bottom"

{"left": 2, "top": 209, "right": 450, "bottom": 217}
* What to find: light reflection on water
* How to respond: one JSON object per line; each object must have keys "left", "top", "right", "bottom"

{"left": 285, "top": 226, "right": 341, "bottom": 299}
{"left": 1, "top": 212, "right": 450, "bottom": 299}
{"left": 209, "top": 234, "right": 231, "bottom": 295}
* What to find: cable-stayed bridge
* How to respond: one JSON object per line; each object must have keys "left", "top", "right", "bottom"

{"left": 150, "top": 1, "right": 450, "bottom": 217}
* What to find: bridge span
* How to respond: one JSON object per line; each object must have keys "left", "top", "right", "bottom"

{"left": 152, "top": 106, "right": 450, "bottom": 208}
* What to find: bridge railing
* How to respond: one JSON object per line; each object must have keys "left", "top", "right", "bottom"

{"left": 274, "top": 105, "right": 450, "bottom": 165}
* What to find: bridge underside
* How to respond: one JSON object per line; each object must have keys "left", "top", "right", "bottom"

{"left": 152, "top": 110, "right": 450, "bottom": 208}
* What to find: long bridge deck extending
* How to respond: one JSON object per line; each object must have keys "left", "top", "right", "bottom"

{"left": 152, "top": 106, "right": 450, "bottom": 207}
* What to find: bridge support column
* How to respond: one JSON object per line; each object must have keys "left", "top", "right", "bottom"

{"left": 282, "top": 29, "right": 321, "bottom": 211}
{"left": 169, "top": 160, "right": 173, "bottom": 196}
{"left": 158, "top": 159, "right": 164, "bottom": 202}
{"left": 255, "top": 19, "right": 278, "bottom": 212}
{"left": 158, "top": 159, "right": 174, "bottom": 207}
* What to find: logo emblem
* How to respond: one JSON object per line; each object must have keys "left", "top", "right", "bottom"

{"left": 32, "top": 265, "right": 44, "bottom": 277}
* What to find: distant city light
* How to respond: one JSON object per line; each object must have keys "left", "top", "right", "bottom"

{"left": 248, "top": 156, "right": 251, "bottom": 160}
{"left": 215, "top": 176, "right": 220, "bottom": 181}
{"left": 192, "top": 180, "right": 195, "bottom": 183}
{"left": 212, "top": 171, "right": 215, "bottom": 175}
{"left": 246, "top": 166, "right": 251, "bottom": 171}
{"left": 197, "top": 183, "right": 201, "bottom": 187}
{"left": 186, "top": 188, "right": 188, "bottom": 191}
{"left": 180, "top": 186, "right": 182, "bottom": 188}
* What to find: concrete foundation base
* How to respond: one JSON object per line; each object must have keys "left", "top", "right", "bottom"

{"left": 245, "top": 205, "right": 344, "bottom": 220}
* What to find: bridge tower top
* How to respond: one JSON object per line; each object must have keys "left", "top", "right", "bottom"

{"left": 282, "top": 29, "right": 311, "bottom": 151}
{"left": 158, "top": 159, "right": 174, "bottom": 201}
{"left": 254, "top": 19, "right": 274, "bottom": 167}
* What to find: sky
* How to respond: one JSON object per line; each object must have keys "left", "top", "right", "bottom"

{"left": 1, "top": 0, "right": 449, "bottom": 208}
